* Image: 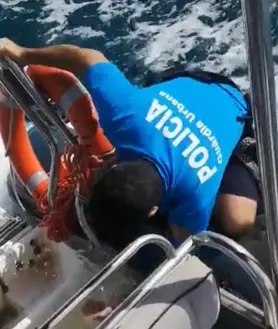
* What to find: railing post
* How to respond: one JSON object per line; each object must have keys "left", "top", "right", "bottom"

{"left": 241, "top": 0, "right": 278, "bottom": 290}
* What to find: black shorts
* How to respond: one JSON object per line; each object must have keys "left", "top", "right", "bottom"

{"left": 219, "top": 155, "right": 263, "bottom": 215}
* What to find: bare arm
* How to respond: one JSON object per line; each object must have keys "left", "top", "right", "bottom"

{"left": 0, "top": 38, "right": 108, "bottom": 75}
{"left": 21, "top": 45, "right": 108, "bottom": 74}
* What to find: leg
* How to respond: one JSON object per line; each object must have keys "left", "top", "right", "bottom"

{"left": 211, "top": 156, "right": 262, "bottom": 240}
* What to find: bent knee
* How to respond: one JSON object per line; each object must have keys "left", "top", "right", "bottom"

{"left": 213, "top": 194, "right": 257, "bottom": 239}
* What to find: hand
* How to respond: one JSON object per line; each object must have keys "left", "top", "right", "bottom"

{"left": 0, "top": 38, "right": 25, "bottom": 63}
{"left": 82, "top": 299, "right": 114, "bottom": 321}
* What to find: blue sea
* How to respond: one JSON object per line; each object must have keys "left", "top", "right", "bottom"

{"left": 0, "top": 0, "right": 277, "bottom": 90}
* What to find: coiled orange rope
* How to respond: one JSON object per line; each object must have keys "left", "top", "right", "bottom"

{"left": 38, "top": 144, "right": 105, "bottom": 242}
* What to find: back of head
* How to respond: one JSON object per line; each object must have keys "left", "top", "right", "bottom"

{"left": 87, "top": 159, "right": 163, "bottom": 249}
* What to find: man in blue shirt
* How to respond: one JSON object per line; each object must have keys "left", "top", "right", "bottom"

{"left": 0, "top": 39, "right": 254, "bottom": 255}
{"left": 142, "top": 72, "right": 262, "bottom": 241}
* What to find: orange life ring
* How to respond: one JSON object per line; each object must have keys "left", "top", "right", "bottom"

{"left": 0, "top": 89, "right": 49, "bottom": 202}
{"left": 26, "top": 65, "right": 114, "bottom": 157}
{"left": 0, "top": 65, "right": 115, "bottom": 206}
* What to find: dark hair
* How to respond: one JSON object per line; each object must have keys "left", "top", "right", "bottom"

{"left": 87, "top": 159, "right": 163, "bottom": 250}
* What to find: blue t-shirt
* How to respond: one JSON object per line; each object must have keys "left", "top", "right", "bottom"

{"left": 84, "top": 62, "right": 247, "bottom": 235}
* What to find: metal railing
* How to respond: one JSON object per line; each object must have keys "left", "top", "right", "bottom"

{"left": 241, "top": 0, "right": 278, "bottom": 291}
{"left": 0, "top": 61, "right": 61, "bottom": 206}
{"left": 1, "top": 58, "right": 76, "bottom": 145}
{"left": 38, "top": 234, "right": 176, "bottom": 329}
{"left": 75, "top": 190, "right": 101, "bottom": 247}
{"left": 194, "top": 232, "right": 278, "bottom": 329}
{"left": 0, "top": 207, "right": 27, "bottom": 245}
{"left": 33, "top": 232, "right": 277, "bottom": 329}
{"left": 220, "top": 288, "right": 265, "bottom": 328}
